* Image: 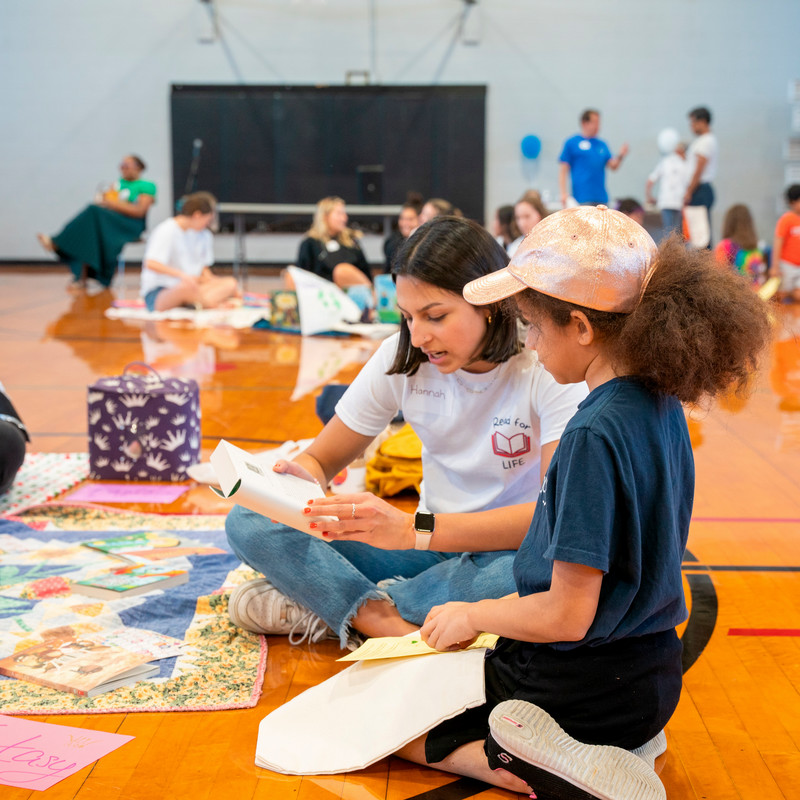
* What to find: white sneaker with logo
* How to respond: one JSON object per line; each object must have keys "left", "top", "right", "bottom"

{"left": 487, "top": 700, "right": 666, "bottom": 800}
{"left": 227, "top": 578, "right": 334, "bottom": 645}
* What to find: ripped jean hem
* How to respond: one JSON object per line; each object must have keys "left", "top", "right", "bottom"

{"left": 338, "top": 588, "right": 394, "bottom": 650}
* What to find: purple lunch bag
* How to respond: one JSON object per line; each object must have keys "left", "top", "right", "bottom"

{"left": 87, "top": 363, "right": 201, "bottom": 482}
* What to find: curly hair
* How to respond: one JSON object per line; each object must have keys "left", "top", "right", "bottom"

{"left": 518, "top": 236, "right": 771, "bottom": 405}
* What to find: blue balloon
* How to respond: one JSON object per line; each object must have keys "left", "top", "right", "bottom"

{"left": 521, "top": 134, "right": 542, "bottom": 160}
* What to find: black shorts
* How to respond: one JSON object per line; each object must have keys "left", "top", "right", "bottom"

{"left": 424, "top": 629, "right": 683, "bottom": 764}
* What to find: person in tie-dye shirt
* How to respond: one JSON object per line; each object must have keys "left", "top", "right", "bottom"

{"left": 714, "top": 204, "right": 766, "bottom": 286}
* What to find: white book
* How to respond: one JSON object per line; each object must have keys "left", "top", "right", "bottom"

{"left": 209, "top": 439, "right": 335, "bottom": 537}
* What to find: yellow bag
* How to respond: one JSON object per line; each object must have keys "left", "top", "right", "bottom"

{"left": 365, "top": 423, "right": 423, "bottom": 497}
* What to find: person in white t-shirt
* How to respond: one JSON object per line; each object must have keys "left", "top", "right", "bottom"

{"left": 683, "top": 107, "right": 718, "bottom": 246}
{"left": 225, "top": 216, "right": 588, "bottom": 649}
{"left": 645, "top": 128, "right": 688, "bottom": 239}
{"left": 140, "top": 191, "right": 239, "bottom": 311}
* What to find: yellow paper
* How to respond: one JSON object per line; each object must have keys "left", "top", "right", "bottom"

{"left": 338, "top": 631, "right": 499, "bottom": 662}
{"left": 757, "top": 276, "right": 781, "bottom": 301}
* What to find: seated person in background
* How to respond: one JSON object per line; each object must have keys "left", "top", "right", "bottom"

{"left": 140, "top": 191, "right": 240, "bottom": 312}
{"left": 492, "top": 204, "right": 520, "bottom": 253}
{"left": 770, "top": 184, "right": 800, "bottom": 302}
{"left": 225, "top": 216, "right": 587, "bottom": 649}
{"left": 383, "top": 201, "right": 421, "bottom": 272}
{"left": 0, "top": 382, "right": 29, "bottom": 495}
{"left": 617, "top": 197, "right": 646, "bottom": 226}
{"left": 37, "top": 154, "right": 156, "bottom": 289}
{"left": 296, "top": 197, "right": 373, "bottom": 288}
{"left": 418, "top": 197, "right": 461, "bottom": 225}
{"left": 715, "top": 204, "right": 767, "bottom": 286}
{"left": 508, "top": 191, "right": 549, "bottom": 256}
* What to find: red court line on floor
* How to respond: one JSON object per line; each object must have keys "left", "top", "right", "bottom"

{"left": 692, "top": 517, "right": 800, "bottom": 523}
{"left": 728, "top": 628, "right": 800, "bottom": 637}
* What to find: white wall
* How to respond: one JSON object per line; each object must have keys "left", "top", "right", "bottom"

{"left": 2, "top": 0, "right": 798, "bottom": 259}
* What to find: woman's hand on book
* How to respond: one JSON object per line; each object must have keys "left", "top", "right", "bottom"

{"left": 305, "top": 492, "right": 415, "bottom": 549}
{"left": 420, "top": 602, "right": 479, "bottom": 651}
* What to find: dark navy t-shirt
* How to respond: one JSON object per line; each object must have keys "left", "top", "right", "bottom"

{"left": 559, "top": 135, "right": 612, "bottom": 204}
{"left": 513, "top": 377, "right": 693, "bottom": 648}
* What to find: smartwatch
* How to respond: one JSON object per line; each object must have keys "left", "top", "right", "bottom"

{"left": 414, "top": 511, "right": 436, "bottom": 550}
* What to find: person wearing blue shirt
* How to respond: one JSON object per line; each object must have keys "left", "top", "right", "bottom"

{"left": 559, "top": 109, "right": 628, "bottom": 206}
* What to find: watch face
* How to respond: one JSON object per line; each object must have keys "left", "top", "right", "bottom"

{"left": 415, "top": 512, "right": 435, "bottom": 533}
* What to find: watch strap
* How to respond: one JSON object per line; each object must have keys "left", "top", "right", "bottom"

{"left": 414, "top": 531, "right": 434, "bottom": 551}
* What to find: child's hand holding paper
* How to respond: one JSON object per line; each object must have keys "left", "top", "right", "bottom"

{"left": 338, "top": 630, "right": 498, "bottom": 662}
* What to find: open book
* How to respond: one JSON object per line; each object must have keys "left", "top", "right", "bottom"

{"left": 491, "top": 431, "right": 531, "bottom": 458}
{"left": 0, "top": 633, "right": 158, "bottom": 697}
{"left": 210, "top": 439, "right": 335, "bottom": 536}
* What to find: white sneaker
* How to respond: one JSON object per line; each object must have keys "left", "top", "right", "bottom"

{"left": 487, "top": 700, "right": 666, "bottom": 800}
{"left": 227, "top": 578, "right": 333, "bottom": 644}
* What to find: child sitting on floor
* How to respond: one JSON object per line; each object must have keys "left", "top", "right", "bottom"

{"left": 714, "top": 203, "right": 767, "bottom": 286}
{"left": 140, "top": 192, "right": 240, "bottom": 312}
{"left": 388, "top": 207, "right": 771, "bottom": 800}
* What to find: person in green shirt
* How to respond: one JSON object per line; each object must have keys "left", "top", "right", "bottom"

{"left": 37, "top": 154, "right": 156, "bottom": 288}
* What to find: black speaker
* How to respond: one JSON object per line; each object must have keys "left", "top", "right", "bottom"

{"left": 357, "top": 165, "right": 384, "bottom": 205}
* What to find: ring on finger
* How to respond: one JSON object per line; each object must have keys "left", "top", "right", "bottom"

{"left": 351, "top": 503, "right": 356, "bottom": 519}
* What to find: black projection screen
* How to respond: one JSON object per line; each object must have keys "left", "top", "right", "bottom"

{"left": 170, "top": 84, "right": 486, "bottom": 229}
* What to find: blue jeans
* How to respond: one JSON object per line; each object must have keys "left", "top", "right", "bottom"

{"left": 688, "top": 182, "right": 714, "bottom": 211}
{"left": 144, "top": 287, "right": 164, "bottom": 311}
{"left": 660, "top": 209, "right": 682, "bottom": 239}
{"left": 225, "top": 505, "right": 517, "bottom": 648}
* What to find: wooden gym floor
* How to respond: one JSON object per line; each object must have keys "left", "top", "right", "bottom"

{"left": 1, "top": 266, "right": 799, "bottom": 799}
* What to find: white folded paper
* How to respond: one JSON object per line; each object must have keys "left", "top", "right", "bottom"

{"left": 255, "top": 648, "right": 487, "bottom": 775}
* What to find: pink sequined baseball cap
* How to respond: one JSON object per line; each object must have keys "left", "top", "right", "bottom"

{"left": 463, "top": 204, "right": 658, "bottom": 313}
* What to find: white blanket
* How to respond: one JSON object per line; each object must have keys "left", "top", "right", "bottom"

{"left": 105, "top": 306, "right": 268, "bottom": 329}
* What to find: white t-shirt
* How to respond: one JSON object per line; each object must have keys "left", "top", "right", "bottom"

{"left": 648, "top": 153, "right": 689, "bottom": 211}
{"left": 335, "top": 333, "right": 588, "bottom": 515}
{"left": 687, "top": 132, "right": 718, "bottom": 184}
{"left": 506, "top": 235, "right": 524, "bottom": 257}
{"left": 140, "top": 218, "right": 214, "bottom": 297}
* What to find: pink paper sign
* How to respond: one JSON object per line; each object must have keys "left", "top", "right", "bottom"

{"left": 67, "top": 483, "right": 190, "bottom": 504}
{"left": 0, "top": 715, "right": 133, "bottom": 790}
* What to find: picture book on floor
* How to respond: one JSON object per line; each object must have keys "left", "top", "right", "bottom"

{"left": 210, "top": 439, "right": 336, "bottom": 536}
{"left": 71, "top": 563, "right": 189, "bottom": 599}
{"left": 81, "top": 532, "right": 182, "bottom": 563}
{"left": 0, "top": 631, "right": 158, "bottom": 697}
